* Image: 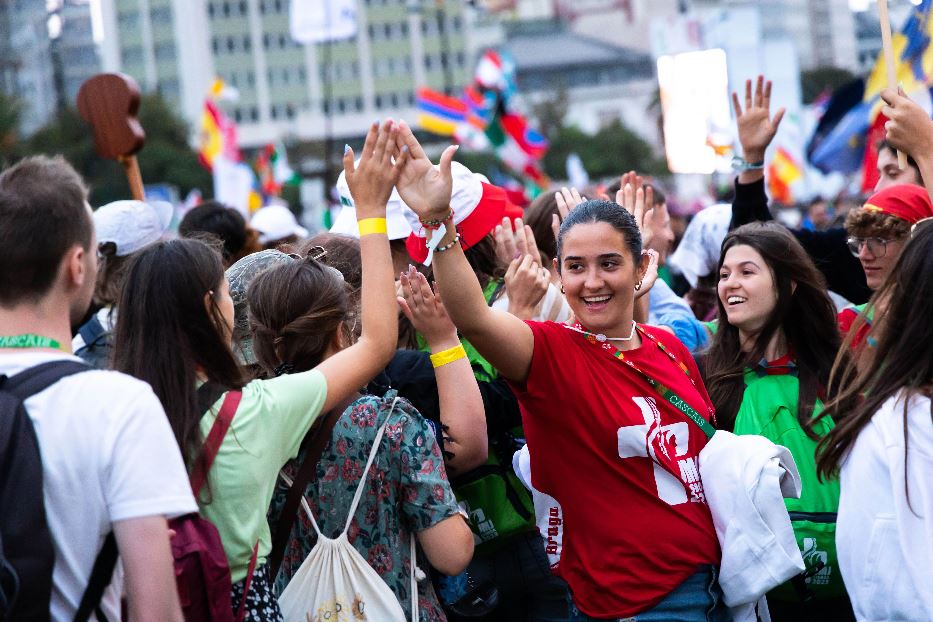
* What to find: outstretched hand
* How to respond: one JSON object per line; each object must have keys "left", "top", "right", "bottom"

{"left": 732, "top": 75, "right": 785, "bottom": 163}
{"left": 505, "top": 255, "right": 550, "bottom": 320}
{"left": 393, "top": 120, "right": 459, "bottom": 222}
{"left": 551, "top": 187, "right": 585, "bottom": 242}
{"left": 343, "top": 120, "right": 408, "bottom": 219}
{"left": 397, "top": 266, "right": 457, "bottom": 347}
{"left": 618, "top": 182, "right": 655, "bottom": 252}
{"left": 495, "top": 217, "right": 541, "bottom": 265}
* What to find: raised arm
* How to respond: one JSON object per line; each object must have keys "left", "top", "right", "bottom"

{"left": 730, "top": 76, "right": 785, "bottom": 229}
{"left": 393, "top": 121, "right": 535, "bottom": 382}
{"left": 398, "top": 267, "right": 487, "bottom": 474}
{"left": 317, "top": 121, "right": 404, "bottom": 411}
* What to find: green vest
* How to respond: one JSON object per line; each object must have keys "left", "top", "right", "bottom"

{"left": 733, "top": 366, "right": 845, "bottom": 600}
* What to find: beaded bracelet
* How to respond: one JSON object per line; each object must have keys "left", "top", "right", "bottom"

{"left": 430, "top": 343, "right": 466, "bottom": 368}
{"left": 419, "top": 209, "right": 454, "bottom": 230}
{"left": 433, "top": 232, "right": 461, "bottom": 254}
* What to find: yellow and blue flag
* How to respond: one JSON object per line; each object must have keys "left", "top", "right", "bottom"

{"left": 809, "top": 0, "right": 933, "bottom": 174}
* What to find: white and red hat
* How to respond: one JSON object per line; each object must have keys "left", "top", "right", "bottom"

{"left": 401, "top": 162, "right": 522, "bottom": 264}
{"left": 333, "top": 159, "right": 521, "bottom": 264}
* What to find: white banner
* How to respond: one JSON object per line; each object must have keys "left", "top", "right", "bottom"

{"left": 290, "top": 0, "right": 358, "bottom": 44}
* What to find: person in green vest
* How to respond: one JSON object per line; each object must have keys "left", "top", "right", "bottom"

{"left": 700, "top": 222, "right": 853, "bottom": 622}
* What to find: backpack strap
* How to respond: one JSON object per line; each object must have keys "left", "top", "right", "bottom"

{"left": 341, "top": 397, "right": 399, "bottom": 535}
{"left": 2, "top": 360, "right": 90, "bottom": 399}
{"left": 72, "top": 533, "right": 118, "bottom": 622}
{"left": 267, "top": 394, "right": 357, "bottom": 580}
{"left": 189, "top": 390, "right": 242, "bottom": 497}
{"left": 76, "top": 315, "right": 109, "bottom": 353}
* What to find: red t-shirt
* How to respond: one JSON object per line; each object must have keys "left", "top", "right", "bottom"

{"left": 837, "top": 305, "right": 872, "bottom": 351}
{"left": 509, "top": 321, "right": 720, "bottom": 619}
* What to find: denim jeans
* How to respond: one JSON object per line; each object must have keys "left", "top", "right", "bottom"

{"left": 568, "top": 565, "right": 732, "bottom": 622}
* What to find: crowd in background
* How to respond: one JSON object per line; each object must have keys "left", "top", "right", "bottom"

{"left": 1, "top": 75, "right": 933, "bottom": 622}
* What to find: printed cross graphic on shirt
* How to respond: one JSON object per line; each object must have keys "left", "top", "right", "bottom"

{"left": 617, "top": 396, "right": 706, "bottom": 505}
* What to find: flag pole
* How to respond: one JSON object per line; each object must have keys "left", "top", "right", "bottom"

{"left": 878, "top": 0, "right": 908, "bottom": 170}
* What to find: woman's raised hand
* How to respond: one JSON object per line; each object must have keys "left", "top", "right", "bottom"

{"left": 551, "top": 187, "right": 585, "bottom": 241}
{"left": 495, "top": 217, "right": 541, "bottom": 265}
{"left": 393, "top": 120, "right": 459, "bottom": 222}
{"left": 732, "top": 75, "right": 785, "bottom": 164}
{"left": 619, "top": 182, "right": 655, "bottom": 252}
{"left": 342, "top": 120, "right": 408, "bottom": 219}
{"left": 505, "top": 255, "right": 550, "bottom": 320}
{"left": 397, "top": 266, "right": 457, "bottom": 347}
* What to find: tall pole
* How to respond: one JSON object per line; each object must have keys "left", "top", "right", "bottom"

{"left": 435, "top": 0, "right": 453, "bottom": 95}
{"left": 323, "top": 0, "right": 334, "bottom": 194}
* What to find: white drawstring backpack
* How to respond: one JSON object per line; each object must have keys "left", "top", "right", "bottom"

{"left": 278, "top": 398, "right": 422, "bottom": 622}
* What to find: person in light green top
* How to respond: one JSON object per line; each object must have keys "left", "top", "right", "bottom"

{"left": 700, "top": 223, "right": 853, "bottom": 622}
{"left": 112, "top": 120, "right": 414, "bottom": 620}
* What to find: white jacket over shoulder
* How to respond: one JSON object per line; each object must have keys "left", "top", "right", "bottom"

{"left": 837, "top": 390, "right": 933, "bottom": 622}
{"left": 699, "top": 431, "right": 805, "bottom": 622}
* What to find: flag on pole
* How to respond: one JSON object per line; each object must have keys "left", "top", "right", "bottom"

{"left": 767, "top": 147, "right": 803, "bottom": 205}
{"left": 808, "top": 0, "right": 933, "bottom": 174}
{"left": 416, "top": 87, "right": 468, "bottom": 136}
{"left": 199, "top": 99, "right": 239, "bottom": 170}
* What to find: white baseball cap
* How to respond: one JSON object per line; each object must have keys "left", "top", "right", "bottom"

{"left": 250, "top": 205, "right": 309, "bottom": 244}
{"left": 93, "top": 200, "right": 173, "bottom": 256}
{"left": 332, "top": 161, "right": 413, "bottom": 240}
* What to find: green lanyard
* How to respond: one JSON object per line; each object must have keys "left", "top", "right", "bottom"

{"left": 569, "top": 323, "right": 717, "bottom": 439}
{"left": 0, "top": 334, "right": 65, "bottom": 351}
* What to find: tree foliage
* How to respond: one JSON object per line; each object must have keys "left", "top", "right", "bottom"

{"left": 542, "top": 120, "right": 667, "bottom": 181}
{"left": 4, "top": 93, "right": 211, "bottom": 206}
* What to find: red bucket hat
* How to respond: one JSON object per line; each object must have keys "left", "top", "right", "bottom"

{"left": 862, "top": 184, "right": 933, "bottom": 225}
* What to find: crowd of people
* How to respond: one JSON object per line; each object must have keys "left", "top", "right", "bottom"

{"left": 1, "top": 75, "right": 932, "bottom": 622}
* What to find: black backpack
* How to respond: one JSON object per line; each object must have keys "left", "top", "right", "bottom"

{"left": 0, "top": 360, "right": 120, "bottom": 622}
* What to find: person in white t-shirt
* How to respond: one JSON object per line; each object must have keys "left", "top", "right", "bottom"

{"left": 0, "top": 156, "right": 196, "bottom": 621}
{"left": 816, "top": 220, "right": 933, "bottom": 621}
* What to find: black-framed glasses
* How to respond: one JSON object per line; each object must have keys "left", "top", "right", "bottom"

{"left": 847, "top": 236, "right": 893, "bottom": 258}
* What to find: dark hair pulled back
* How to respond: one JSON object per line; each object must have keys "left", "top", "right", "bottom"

{"left": 555, "top": 199, "right": 642, "bottom": 269}
{"left": 248, "top": 258, "right": 349, "bottom": 375}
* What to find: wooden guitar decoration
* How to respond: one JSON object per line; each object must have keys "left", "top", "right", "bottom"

{"left": 77, "top": 73, "right": 147, "bottom": 200}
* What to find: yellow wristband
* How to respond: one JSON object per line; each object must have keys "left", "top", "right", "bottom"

{"left": 357, "top": 217, "right": 387, "bottom": 236}
{"left": 430, "top": 344, "right": 466, "bottom": 368}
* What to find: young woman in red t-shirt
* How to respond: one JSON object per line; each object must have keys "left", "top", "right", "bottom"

{"left": 389, "top": 122, "right": 726, "bottom": 621}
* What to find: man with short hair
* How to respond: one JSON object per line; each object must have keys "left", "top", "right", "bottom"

{"left": 0, "top": 156, "right": 194, "bottom": 620}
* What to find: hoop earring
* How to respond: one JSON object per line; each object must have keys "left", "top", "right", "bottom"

{"left": 560, "top": 284, "right": 565, "bottom": 294}
{"left": 634, "top": 281, "right": 642, "bottom": 291}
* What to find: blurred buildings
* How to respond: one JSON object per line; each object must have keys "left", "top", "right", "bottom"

{"left": 504, "top": 19, "right": 658, "bottom": 145}
{"left": 0, "top": 0, "right": 100, "bottom": 135}
{"left": 98, "top": 0, "right": 502, "bottom": 148}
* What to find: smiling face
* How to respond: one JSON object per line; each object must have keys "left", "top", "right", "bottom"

{"left": 559, "top": 221, "right": 644, "bottom": 336}
{"left": 718, "top": 244, "right": 778, "bottom": 339}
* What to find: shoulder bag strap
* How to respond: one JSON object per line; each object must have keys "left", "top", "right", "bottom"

{"left": 72, "top": 533, "right": 118, "bottom": 622}
{"left": 267, "top": 394, "right": 357, "bottom": 579}
{"left": 189, "top": 390, "right": 242, "bottom": 497}
{"left": 342, "top": 397, "right": 399, "bottom": 535}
